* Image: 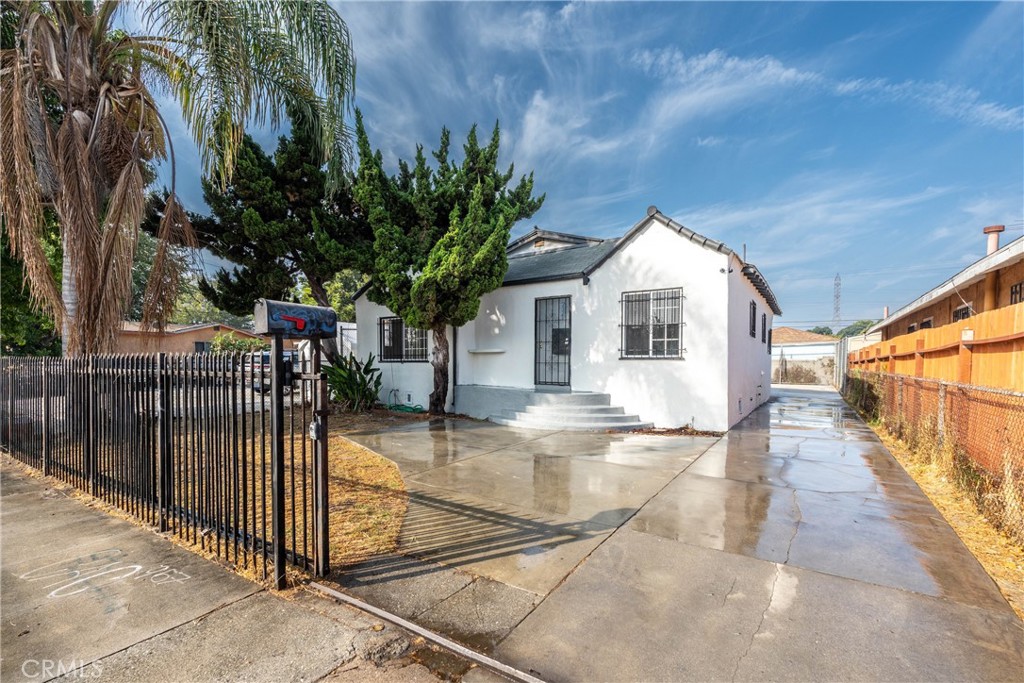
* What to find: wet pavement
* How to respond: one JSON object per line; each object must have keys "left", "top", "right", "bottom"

{"left": 342, "top": 386, "right": 1024, "bottom": 681}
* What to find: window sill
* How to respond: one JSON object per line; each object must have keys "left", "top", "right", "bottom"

{"left": 619, "top": 355, "right": 685, "bottom": 361}
{"left": 467, "top": 349, "right": 505, "bottom": 354}
{"left": 379, "top": 359, "right": 430, "bottom": 364}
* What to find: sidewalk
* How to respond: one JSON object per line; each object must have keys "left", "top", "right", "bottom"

{"left": 0, "top": 458, "right": 442, "bottom": 683}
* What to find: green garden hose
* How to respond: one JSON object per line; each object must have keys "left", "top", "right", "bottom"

{"left": 385, "top": 403, "right": 426, "bottom": 413}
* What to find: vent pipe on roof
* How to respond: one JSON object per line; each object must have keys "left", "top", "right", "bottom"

{"left": 982, "top": 225, "right": 1004, "bottom": 310}
{"left": 984, "top": 225, "right": 1005, "bottom": 255}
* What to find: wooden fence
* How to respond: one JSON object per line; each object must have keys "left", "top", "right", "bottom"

{"left": 847, "top": 302, "right": 1024, "bottom": 391}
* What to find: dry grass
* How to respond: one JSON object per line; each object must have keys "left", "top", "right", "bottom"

{"left": 870, "top": 427, "right": 1024, "bottom": 621}
{"left": 325, "top": 434, "right": 407, "bottom": 568}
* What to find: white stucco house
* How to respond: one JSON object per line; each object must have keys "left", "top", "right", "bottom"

{"left": 354, "top": 206, "right": 781, "bottom": 432}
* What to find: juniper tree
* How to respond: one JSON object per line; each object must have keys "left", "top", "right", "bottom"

{"left": 353, "top": 111, "right": 544, "bottom": 414}
{"left": 191, "top": 118, "right": 372, "bottom": 321}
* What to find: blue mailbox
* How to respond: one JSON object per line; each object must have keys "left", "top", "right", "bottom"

{"left": 253, "top": 299, "right": 338, "bottom": 339}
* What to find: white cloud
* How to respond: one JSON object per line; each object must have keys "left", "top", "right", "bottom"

{"left": 695, "top": 136, "right": 725, "bottom": 148}
{"left": 628, "top": 46, "right": 1021, "bottom": 147}
{"left": 834, "top": 78, "right": 1022, "bottom": 131}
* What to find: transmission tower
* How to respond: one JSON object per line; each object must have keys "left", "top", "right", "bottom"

{"left": 833, "top": 273, "right": 841, "bottom": 326}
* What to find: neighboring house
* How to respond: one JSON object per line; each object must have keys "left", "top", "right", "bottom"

{"left": 355, "top": 206, "right": 781, "bottom": 432}
{"left": 116, "top": 322, "right": 262, "bottom": 354}
{"left": 770, "top": 327, "right": 838, "bottom": 385}
{"left": 871, "top": 225, "right": 1024, "bottom": 341}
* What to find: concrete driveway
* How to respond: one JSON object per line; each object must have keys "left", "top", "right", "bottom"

{"left": 340, "top": 386, "right": 1023, "bottom": 681}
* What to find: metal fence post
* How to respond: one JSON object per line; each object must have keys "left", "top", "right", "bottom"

{"left": 42, "top": 359, "right": 50, "bottom": 476}
{"left": 7, "top": 358, "right": 14, "bottom": 451}
{"left": 86, "top": 356, "right": 96, "bottom": 495}
{"left": 270, "top": 334, "right": 287, "bottom": 589}
{"left": 312, "top": 341, "right": 330, "bottom": 577}
{"left": 158, "top": 353, "right": 172, "bottom": 532}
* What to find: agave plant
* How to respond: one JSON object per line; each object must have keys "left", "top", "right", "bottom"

{"left": 0, "top": 0, "right": 355, "bottom": 355}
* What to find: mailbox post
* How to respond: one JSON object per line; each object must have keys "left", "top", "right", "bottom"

{"left": 254, "top": 299, "right": 338, "bottom": 587}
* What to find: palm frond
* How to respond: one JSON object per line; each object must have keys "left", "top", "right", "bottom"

{"left": 140, "top": 192, "right": 193, "bottom": 332}
{"left": 144, "top": 0, "right": 355, "bottom": 195}
{"left": 0, "top": 38, "right": 63, "bottom": 322}
{"left": 88, "top": 155, "right": 145, "bottom": 353}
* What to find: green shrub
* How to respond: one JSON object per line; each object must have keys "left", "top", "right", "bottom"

{"left": 211, "top": 331, "right": 269, "bottom": 353}
{"left": 325, "top": 353, "right": 383, "bottom": 412}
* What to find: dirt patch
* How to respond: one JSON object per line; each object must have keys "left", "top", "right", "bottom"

{"left": 330, "top": 408, "right": 433, "bottom": 436}
{"left": 870, "top": 427, "right": 1024, "bottom": 621}
{"left": 626, "top": 426, "right": 724, "bottom": 437}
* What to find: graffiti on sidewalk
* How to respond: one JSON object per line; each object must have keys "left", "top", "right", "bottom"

{"left": 17, "top": 548, "right": 192, "bottom": 599}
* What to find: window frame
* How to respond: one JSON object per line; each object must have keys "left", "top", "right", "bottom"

{"left": 619, "top": 287, "right": 684, "bottom": 360}
{"left": 907, "top": 323, "right": 917, "bottom": 334}
{"left": 761, "top": 313, "right": 767, "bottom": 343}
{"left": 749, "top": 301, "right": 757, "bottom": 338}
{"left": 1011, "top": 282, "right": 1024, "bottom": 305}
{"left": 919, "top": 317, "right": 933, "bottom": 330}
{"left": 952, "top": 302, "right": 972, "bottom": 323}
{"left": 378, "top": 317, "right": 429, "bottom": 363}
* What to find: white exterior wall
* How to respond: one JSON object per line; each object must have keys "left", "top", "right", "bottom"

{"left": 354, "top": 298, "right": 453, "bottom": 410}
{"left": 727, "top": 255, "right": 774, "bottom": 427}
{"left": 355, "top": 218, "right": 777, "bottom": 431}
{"left": 455, "top": 219, "right": 733, "bottom": 430}
{"left": 772, "top": 341, "right": 838, "bottom": 361}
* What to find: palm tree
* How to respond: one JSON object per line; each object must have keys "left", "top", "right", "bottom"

{"left": 0, "top": 1, "right": 355, "bottom": 354}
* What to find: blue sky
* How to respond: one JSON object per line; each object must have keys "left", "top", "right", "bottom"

{"left": 156, "top": 1, "right": 1024, "bottom": 330}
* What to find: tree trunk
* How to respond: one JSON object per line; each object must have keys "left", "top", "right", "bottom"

{"left": 305, "top": 274, "right": 342, "bottom": 366}
{"left": 61, "top": 231, "right": 77, "bottom": 357}
{"left": 429, "top": 325, "right": 449, "bottom": 415}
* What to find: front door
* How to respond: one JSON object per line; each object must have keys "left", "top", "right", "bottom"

{"left": 535, "top": 296, "right": 571, "bottom": 386}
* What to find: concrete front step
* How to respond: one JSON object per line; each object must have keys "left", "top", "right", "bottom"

{"left": 490, "top": 415, "right": 652, "bottom": 432}
{"left": 522, "top": 404, "right": 626, "bottom": 416}
{"left": 485, "top": 390, "right": 649, "bottom": 431}
{"left": 528, "top": 392, "right": 611, "bottom": 407}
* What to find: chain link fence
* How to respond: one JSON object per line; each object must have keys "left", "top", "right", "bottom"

{"left": 845, "top": 371, "right": 1024, "bottom": 544}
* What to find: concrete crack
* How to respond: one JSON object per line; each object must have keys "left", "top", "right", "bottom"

{"left": 784, "top": 490, "right": 802, "bottom": 565}
{"left": 731, "top": 564, "right": 780, "bottom": 683}
{"left": 721, "top": 577, "right": 738, "bottom": 607}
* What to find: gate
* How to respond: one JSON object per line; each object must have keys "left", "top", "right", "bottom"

{"left": 535, "top": 296, "right": 572, "bottom": 386}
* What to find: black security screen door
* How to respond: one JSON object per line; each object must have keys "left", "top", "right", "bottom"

{"left": 535, "top": 296, "right": 571, "bottom": 386}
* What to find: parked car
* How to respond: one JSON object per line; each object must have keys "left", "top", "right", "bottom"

{"left": 243, "top": 351, "right": 299, "bottom": 394}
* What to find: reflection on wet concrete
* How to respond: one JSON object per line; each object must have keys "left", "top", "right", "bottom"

{"left": 630, "top": 387, "right": 1012, "bottom": 612}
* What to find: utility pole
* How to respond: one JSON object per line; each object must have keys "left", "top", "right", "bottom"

{"left": 833, "top": 273, "right": 841, "bottom": 327}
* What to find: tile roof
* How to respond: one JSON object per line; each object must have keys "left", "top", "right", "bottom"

{"left": 772, "top": 327, "right": 838, "bottom": 344}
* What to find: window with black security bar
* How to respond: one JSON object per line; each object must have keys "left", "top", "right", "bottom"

{"left": 749, "top": 301, "right": 757, "bottom": 337}
{"left": 379, "top": 317, "right": 427, "bottom": 362}
{"left": 620, "top": 288, "right": 683, "bottom": 359}
{"left": 761, "top": 313, "right": 767, "bottom": 343}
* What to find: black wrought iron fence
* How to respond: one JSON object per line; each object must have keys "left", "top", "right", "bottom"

{"left": 0, "top": 350, "right": 331, "bottom": 586}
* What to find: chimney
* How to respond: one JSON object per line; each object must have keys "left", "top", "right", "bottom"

{"left": 883, "top": 306, "right": 889, "bottom": 319}
{"left": 983, "top": 225, "right": 1005, "bottom": 255}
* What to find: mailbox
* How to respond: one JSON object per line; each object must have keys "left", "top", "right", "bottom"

{"left": 253, "top": 299, "right": 338, "bottom": 339}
